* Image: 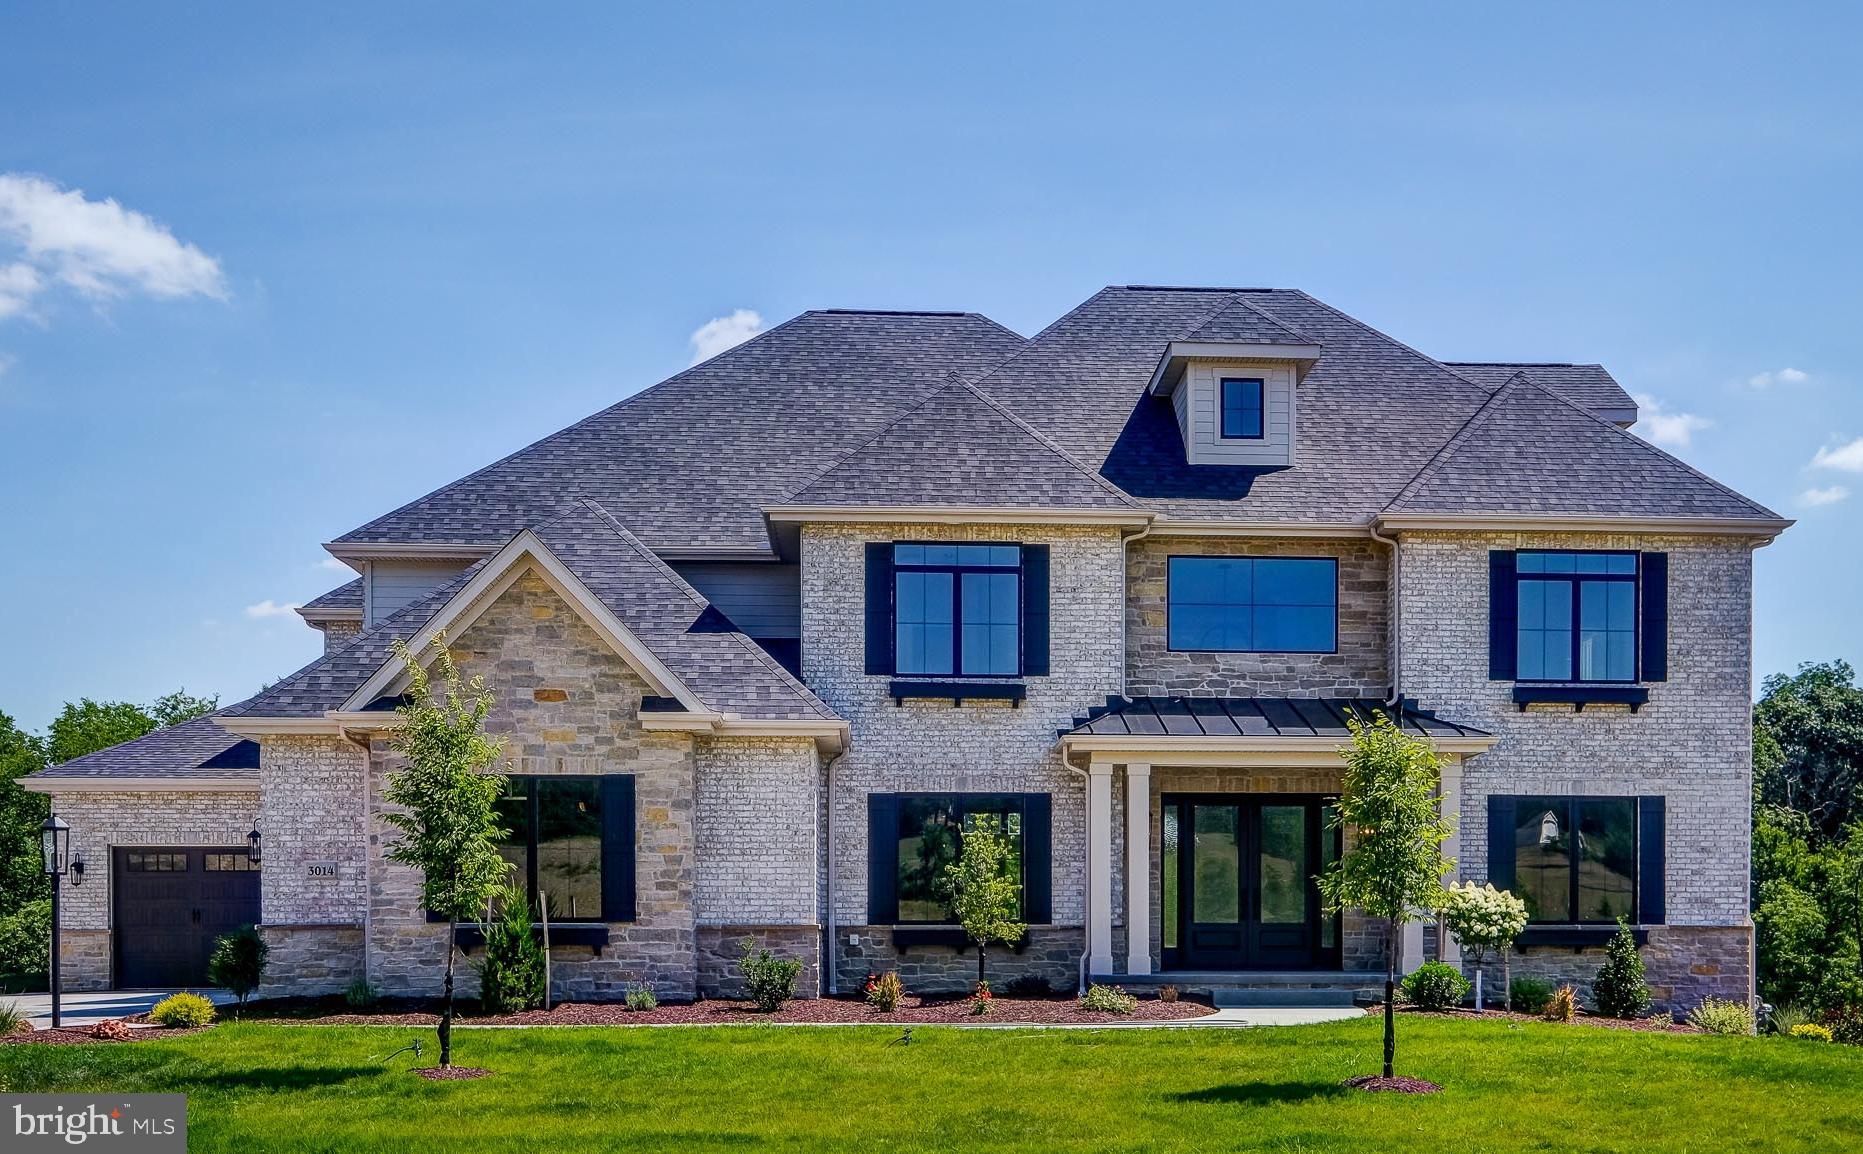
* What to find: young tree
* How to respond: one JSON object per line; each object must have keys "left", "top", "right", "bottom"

{"left": 381, "top": 635, "right": 509, "bottom": 1068}
{"left": 1318, "top": 712, "right": 1455, "bottom": 1079}
{"left": 1441, "top": 882, "right": 1527, "bottom": 1011}
{"left": 940, "top": 819, "right": 1026, "bottom": 986}
{"left": 207, "top": 925, "right": 269, "bottom": 1014}
{"left": 1593, "top": 919, "right": 1653, "bottom": 1018}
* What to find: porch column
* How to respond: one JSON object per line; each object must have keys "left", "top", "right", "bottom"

{"left": 1086, "top": 759, "right": 1115, "bottom": 977}
{"left": 1124, "top": 763, "right": 1152, "bottom": 975}
{"left": 1438, "top": 755, "right": 1463, "bottom": 965}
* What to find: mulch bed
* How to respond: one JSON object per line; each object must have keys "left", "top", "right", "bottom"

{"left": 415, "top": 1066, "right": 492, "bottom": 1080}
{"left": 1344, "top": 1074, "right": 1443, "bottom": 1094}
{"left": 1395, "top": 1006, "right": 1700, "bottom": 1033}
{"left": 239, "top": 992, "right": 1215, "bottom": 1026}
{"left": 1, "top": 1022, "right": 212, "bottom": 1045}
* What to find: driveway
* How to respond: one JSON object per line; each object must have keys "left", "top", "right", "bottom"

{"left": 11, "top": 989, "right": 239, "bottom": 1031}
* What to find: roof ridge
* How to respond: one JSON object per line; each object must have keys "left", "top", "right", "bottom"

{"left": 1385, "top": 372, "right": 1529, "bottom": 510}
{"left": 1183, "top": 292, "right": 1315, "bottom": 344}
{"left": 1281, "top": 289, "right": 1492, "bottom": 399}
{"left": 968, "top": 286, "right": 1122, "bottom": 388}
{"left": 560, "top": 498, "right": 710, "bottom": 611}
{"left": 774, "top": 374, "right": 974, "bottom": 503}
{"left": 948, "top": 378, "right": 1144, "bottom": 508}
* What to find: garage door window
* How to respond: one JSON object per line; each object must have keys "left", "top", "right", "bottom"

{"left": 125, "top": 851, "right": 187, "bottom": 871}
{"left": 204, "top": 853, "right": 259, "bottom": 872}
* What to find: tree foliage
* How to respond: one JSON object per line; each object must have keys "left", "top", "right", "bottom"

{"left": 0, "top": 712, "right": 49, "bottom": 916}
{"left": 939, "top": 819, "right": 1026, "bottom": 984}
{"left": 381, "top": 635, "right": 508, "bottom": 1067}
{"left": 1593, "top": 919, "right": 1652, "bottom": 1018}
{"left": 207, "top": 924, "right": 269, "bottom": 1009}
{"left": 1754, "top": 661, "right": 1863, "bottom": 842}
{"left": 45, "top": 699, "right": 159, "bottom": 765}
{"left": 149, "top": 689, "right": 219, "bottom": 729}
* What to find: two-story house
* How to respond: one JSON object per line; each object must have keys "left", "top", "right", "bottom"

{"left": 27, "top": 286, "right": 1786, "bottom": 1011}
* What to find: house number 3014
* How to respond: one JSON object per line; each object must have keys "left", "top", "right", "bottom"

{"left": 306, "top": 861, "right": 338, "bottom": 880}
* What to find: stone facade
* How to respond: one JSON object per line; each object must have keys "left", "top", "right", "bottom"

{"left": 835, "top": 926, "right": 1082, "bottom": 995}
{"left": 698, "top": 925, "right": 821, "bottom": 998}
{"left": 1466, "top": 926, "right": 1753, "bottom": 1014}
{"left": 1128, "top": 535, "right": 1390, "bottom": 698}
{"left": 48, "top": 788, "right": 260, "bottom": 990}
{"left": 1398, "top": 530, "right": 1758, "bottom": 1005}
{"left": 803, "top": 522, "right": 1125, "bottom": 991}
{"left": 366, "top": 569, "right": 700, "bottom": 1002}
{"left": 257, "top": 925, "right": 365, "bottom": 998}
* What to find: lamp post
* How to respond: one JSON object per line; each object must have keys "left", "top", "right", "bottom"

{"left": 40, "top": 816, "right": 70, "bottom": 1029}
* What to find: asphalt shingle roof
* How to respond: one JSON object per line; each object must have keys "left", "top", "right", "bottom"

{"left": 1063, "top": 695, "right": 1489, "bottom": 740}
{"left": 34, "top": 714, "right": 259, "bottom": 780}
{"left": 299, "top": 578, "right": 362, "bottom": 613}
{"left": 1444, "top": 362, "right": 1635, "bottom": 416}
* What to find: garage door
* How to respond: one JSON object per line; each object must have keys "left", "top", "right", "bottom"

{"left": 113, "top": 846, "right": 261, "bottom": 989}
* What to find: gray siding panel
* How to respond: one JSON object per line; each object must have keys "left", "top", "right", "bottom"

{"left": 671, "top": 562, "right": 801, "bottom": 639}
{"left": 366, "top": 560, "right": 470, "bottom": 626}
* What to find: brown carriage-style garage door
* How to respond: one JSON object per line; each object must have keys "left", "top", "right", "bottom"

{"left": 113, "top": 846, "right": 260, "bottom": 988}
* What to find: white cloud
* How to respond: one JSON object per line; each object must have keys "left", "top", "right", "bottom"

{"left": 688, "top": 308, "right": 763, "bottom": 365}
{"left": 243, "top": 599, "right": 300, "bottom": 619}
{"left": 0, "top": 173, "right": 226, "bottom": 320}
{"left": 1798, "top": 485, "right": 1851, "bottom": 508}
{"left": 1631, "top": 393, "right": 1711, "bottom": 448}
{"left": 1811, "top": 437, "right": 1863, "bottom": 473}
{"left": 1747, "top": 367, "right": 1809, "bottom": 389}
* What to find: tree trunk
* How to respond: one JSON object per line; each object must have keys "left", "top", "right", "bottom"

{"left": 1502, "top": 947, "right": 1513, "bottom": 1013}
{"left": 1383, "top": 917, "right": 1397, "bottom": 1079}
{"left": 977, "top": 941, "right": 987, "bottom": 986}
{"left": 440, "top": 919, "right": 456, "bottom": 1069}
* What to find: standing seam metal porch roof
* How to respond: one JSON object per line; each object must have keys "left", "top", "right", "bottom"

{"left": 1063, "top": 696, "right": 1490, "bottom": 740}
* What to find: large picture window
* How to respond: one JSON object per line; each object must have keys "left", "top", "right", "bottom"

{"left": 867, "top": 792, "right": 1051, "bottom": 925}
{"left": 1515, "top": 552, "right": 1638, "bottom": 682}
{"left": 495, "top": 777, "right": 608, "bottom": 922}
{"left": 1507, "top": 796, "right": 1640, "bottom": 923}
{"left": 893, "top": 544, "right": 1022, "bottom": 676}
{"left": 1167, "top": 556, "right": 1337, "bottom": 653}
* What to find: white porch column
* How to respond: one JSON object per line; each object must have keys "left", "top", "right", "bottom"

{"left": 1086, "top": 759, "right": 1115, "bottom": 977}
{"left": 1124, "top": 763, "right": 1152, "bottom": 975}
{"left": 1400, "top": 920, "right": 1426, "bottom": 975}
{"left": 1439, "top": 756, "right": 1463, "bottom": 965}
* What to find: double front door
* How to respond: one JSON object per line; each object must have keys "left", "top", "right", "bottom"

{"left": 1162, "top": 795, "right": 1340, "bottom": 971}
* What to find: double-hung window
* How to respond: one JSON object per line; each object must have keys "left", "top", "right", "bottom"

{"left": 1515, "top": 552, "right": 1638, "bottom": 682}
{"left": 1167, "top": 556, "right": 1337, "bottom": 652}
{"left": 1220, "top": 377, "right": 1265, "bottom": 439}
{"left": 893, "top": 544, "right": 1022, "bottom": 677}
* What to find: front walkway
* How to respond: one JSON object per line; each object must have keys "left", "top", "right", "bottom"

{"left": 13, "top": 988, "right": 239, "bottom": 1030}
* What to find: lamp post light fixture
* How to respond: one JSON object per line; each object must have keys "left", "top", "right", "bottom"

{"left": 39, "top": 816, "right": 70, "bottom": 1030}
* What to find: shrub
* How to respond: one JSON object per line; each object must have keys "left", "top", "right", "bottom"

{"left": 864, "top": 971, "right": 903, "bottom": 1013}
{"left": 0, "top": 999, "right": 25, "bottom": 1037}
{"left": 1001, "top": 974, "right": 1054, "bottom": 998}
{"left": 1509, "top": 977, "right": 1555, "bottom": 1015}
{"left": 343, "top": 980, "right": 380, "bottom": 1010}
{"left": 1821, "top": 1003, "right": 1863, "bottom": 1045}
{"left": 1080, "top": 983, "right": 1137, "bottom": 1014}
{"left": 1592, "top": 920, "right": 1652, "bottom": 1019}
{"left": 1543, "top": 985, "right": 1578, "bottom": 1023}
{"left": 1688, "top": 997, "right": 1755, "bottom": 1036}
{"left": 624, "top": 982, "right": 658, "bottom": 1012}
{"left": 1158, "top": 984, "right": 1180, "bottom": 1004}
{"left": 739, "top": 939, "right": 802, "bottom": 1012}
{"left": 1399, "top": 962, "right": 1470, "bottom": 1012}
{"left": 1767, "top": 1003, "right": 1811, "bottom": 1035}
{"left": 1791, "top": 1023, "right": 1834, "bottom": 1042}
{"left": 968, "top": 980, "right": 993, "bottom": 1016}
{"left": 0, "top": 901, "right": 51, "bottom": 986}
{"left": 206, "top": 925, "right": 268, "bottom": 1009}
{"left": 149, "top": 992, "right": 216, "bottom": 1028}
{"left": 475, "top": 885, "right": 546, "bottom": 1015}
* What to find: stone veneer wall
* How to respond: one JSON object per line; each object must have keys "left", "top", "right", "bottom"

{"left": 318, "top": 618, "right": 363, "bottom": 654}
{"left": 1399, "top": 530, "right": 1759, "bottom": 1011}
{"left": 803, "top": 523, "right": 1124, "bottom": 992}
{"left": 46, "top": 789, "right": 260, "bottom": 991}
{"left": 694, "top": 736, "right": 822, "bottom": 996}
{"left": 366, "top": 570, "right": 699, "bottom": 1001}
{"left": 1127, "top": 535, "right": 1389, "bottom": 698}
{"left": 258, "top": 734, "right": 369, "bottom": 996}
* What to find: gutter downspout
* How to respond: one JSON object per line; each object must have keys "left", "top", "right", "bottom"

{"left": 1368, "top": 521, "right": 1401, "bottom": 707}
{"left": 822, "top": 750, "right": 845, "bottom": 995}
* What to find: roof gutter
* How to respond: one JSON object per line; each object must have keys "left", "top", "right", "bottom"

{"left": 22, "top": 776, "right": 259, "bottom": 794}
{"left": 1374, "top": 513, "right": 1793, "bottom": 539}
{"left": 764, "top": 505, "right": 1153, "bottom": 527}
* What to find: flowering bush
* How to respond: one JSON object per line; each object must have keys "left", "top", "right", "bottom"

{"left": 968, "top": 980, "right": 993, "bottom": 1016}
{"left": 864, "top": 971, "right": 903, "bottom": 1014}
{"left": 1790, "top": 1022, "right": 1834, "bottom": 1042}
{"left": 1441, "top": 882, "right": 1527, "bottom": 1010}
{"left": 1080, "top": 983, "right": 1137, "bottom": 1014}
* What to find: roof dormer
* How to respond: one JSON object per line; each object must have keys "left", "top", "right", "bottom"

{"left": 1146, "top": 295, "right": 1320, "bottom": 467}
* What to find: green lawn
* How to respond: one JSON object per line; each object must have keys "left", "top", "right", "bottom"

{"left": 3, "top": 1017, "right": 1860, "bottom": 1153}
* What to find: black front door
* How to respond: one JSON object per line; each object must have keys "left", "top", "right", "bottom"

{"left": 1162, "top": 796, "right": 1339, "bottom": 971}
{"left": 113, "top": 847, "right": 261, "bottom": 988}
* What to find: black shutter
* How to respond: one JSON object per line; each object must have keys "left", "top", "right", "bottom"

{"left": 1640, "top": 552, "right": 1669, "bottom": 683}
{"left": 601, "top": 775, "right": 636, "bottom": 923}
{"left": 1486, "top": 795, "right": 1516, "bottom": 891}
{"left": 1020, "top": 544, "right": 1051, "bottom": 677}
{"left": 1020, "top": 793, "right": 1053, "bottom": 924}
{"left": 1488, "top": 550, "right": 1517, "bottom": 680}
{"left": 864, "top": 543, "right": 895, "bottom": 675}
{"left": 1638, "top": 796, "right": 1666, "bottom": 925}
{"left": 867, "top": 793, "right": 900, "bottom": 924}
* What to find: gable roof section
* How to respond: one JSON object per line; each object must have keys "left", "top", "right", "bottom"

{"left": 779, "top": 378, "right": 1140, "bottom": 513}
{"left": 333, "top": 311, "right": 1027, "bottom": 554}
{"left": 1180, "top": 293, "right": 1315, "bottom": 345}
{"left": 297, "top": 577, "right": 363, "bottom": 622}
{"left": 28, "top": 713, "right": 258, "bottom": 785}
{"left": 1386, "top": 372, "right": 1781, "bottom": 520}
{"left": 1444, "top": 362, "right": 1635, "bottom": 418}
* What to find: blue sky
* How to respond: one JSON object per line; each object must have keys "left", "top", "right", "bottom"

{"left": 1, "top": 3, "right": 1858, "bottom": 732}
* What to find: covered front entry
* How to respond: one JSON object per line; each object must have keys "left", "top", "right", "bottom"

{"left": 112, "top": 846, "right": 260, "bottom": 988}
{"left": 1162, "top": 795, "right": 1339, "bottom": 971}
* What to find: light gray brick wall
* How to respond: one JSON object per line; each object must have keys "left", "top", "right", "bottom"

{"left": 694, "top": 736, "right": 820, "bottom": 925}
{"left": 1397, "top": 530, "right": 1755, "bottom": 929}
{"left": 802, "top": 522, "right": 1125, "bottom": 985}
{"left": 1127, "top": 534, "right": 1390, "bottom": 697}
{"left": 318, "top": 619, "right": 362, "bottom": 654}
{"left": 260, "top": 735, "right": 368, "bottom": 926}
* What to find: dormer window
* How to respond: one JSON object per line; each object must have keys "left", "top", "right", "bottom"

{"left": 1220, "top": 378, "right": 1265, "bottom": 439}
